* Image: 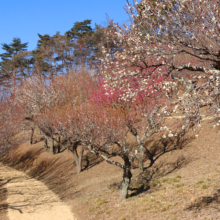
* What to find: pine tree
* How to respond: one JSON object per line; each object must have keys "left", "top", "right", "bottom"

{"left": 0, "top": 38, "right": 30, "bottom": 93}
{"left": 66, "top": 20, "right": 94, "bottom": 70}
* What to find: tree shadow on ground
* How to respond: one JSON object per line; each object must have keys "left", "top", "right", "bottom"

{"left": 186, "top": 189, "right": 220, "bottom": 211}
{"left": 23, "top": 137, "right": 106, "bottom": 173}
{"left": 0, "top": 147, "right": 45, "bottom": 172}
{"left": 128, "top": 135, "right": 195, "bottom": 198}
{"left": 82, "top": 152, "right": 104, "bottom": 171}
{"left": 0, "top": 178, "right": 8, "bottom": 218}
{"left": 129, "top": 154, "right": 191, "bottom": 198}
{"left": 0, "top": 177, "right": 30, "bottom": 216}
{"left": 142, "top": 134, "right": 194, "bottom": 170}
{"left": 33, "top": 137, "right": 45, "bottom": 144}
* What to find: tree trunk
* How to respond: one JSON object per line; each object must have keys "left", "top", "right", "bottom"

{"left": 57, "top": 136, "right": 61, "bottom": 153}
{"left": 57, "top": 144, "right": 61, "bottom": 153}
{"left": 80, "top": 43, "right": 84, "bottom": 71}
{"left": 72, "top": 143, "right": 84, "bottom": 173}
{"left": 29, "top": 128, "right": 34, "bottom": 145}
{"left": 12, "top": 68, "right": 16, "bottom": 96}
{"left": 44, "top": 135, "right": 54, "bottom": 154}
{"left": 49, "top": 137, "right": 54, "bottom": 154}
{"left": 139, "top": 144, "right": 144, "bottom": 174}
{"left": 52, "top": 54, "right": 57, "bottom": 78}
{"left": 44, "top": 136, "right": 48, "bottom": 149}
{"left": 120, "top": 157, "right": 132, "bottom": 201}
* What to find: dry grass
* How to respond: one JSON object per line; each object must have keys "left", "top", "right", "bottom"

{"left": 1, "top": 120, "right": 220, "bottom": 219}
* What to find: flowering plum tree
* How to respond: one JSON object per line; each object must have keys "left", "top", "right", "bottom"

{"left": 0, "top": 96, "right": 24, "bottom": 154}
{"left": 45, "top": 108, "right": 86, "bottom": 173}
{"left": 16, "top": 71, "right": 95, "bottom": 156}
{"left": 82, "top": 0, "right": 220, "bottom": 200}
{"left": 7, "top": 0, "right": 220, "bottom": 201}
{"left": 54, "top": 103, "right": 137, "bottom": 200}
{"left": 100, "top": 0, "right": 220, "bottom": 138}
{"left": 66, "top": 79, "right": 190, "bottom": 200}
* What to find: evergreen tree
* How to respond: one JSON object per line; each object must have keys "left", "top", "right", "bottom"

{"left": 34, "top": 34, "right": 56, "bottom": 78}
{"left": 0, "top": 38, "right": 30, "bottom": 93}
{"left": 34, "top": 33, "right": 71, "bottom": 78}
{"left": 66, "top": 20, "right": 94, "bottom": 70}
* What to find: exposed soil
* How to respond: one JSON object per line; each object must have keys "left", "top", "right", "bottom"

{"left": 0, "top": 177, "right": 8, "bottom": 220}
{"left": 0, "top": 163, "right": 75, "bottom": 220}
{"left": 1, "top": 120, "right": 220, "bottom": 219}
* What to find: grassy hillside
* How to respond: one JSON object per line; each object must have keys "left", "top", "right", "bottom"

{"left": 1, "top": 120, "right": 220, "bottom": 220}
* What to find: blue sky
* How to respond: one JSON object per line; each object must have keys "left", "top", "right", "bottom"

{"left": 0, "top": 0, "right": 129, "bottom": 54}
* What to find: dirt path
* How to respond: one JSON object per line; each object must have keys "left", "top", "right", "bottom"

{"left": 0, "top": 163, "right": 76, "bottom": 220}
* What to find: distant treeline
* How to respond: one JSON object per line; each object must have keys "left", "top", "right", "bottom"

{"left": 0, "top": 20, "right": 113, "bottom": 93}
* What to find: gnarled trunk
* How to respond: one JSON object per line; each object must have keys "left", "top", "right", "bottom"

{"left": 120, "top": 157, "right": 132, "bottom": 201}
{"left": 57, "top": 144, "right": 61, "bottom": 153}
{"left": 49, "top": 137, "right": 54, "bottom": 154}
{"left": 139, "top": 144, "right": 144, "bottom": 174}
{"left": 44, "top": 136, "right": 48, "bottom": 149}
{"left": 29, "top": 128, "right": 34, "bottom": 145}
{"left": 44, "top": 135, "right": 54, "bottom": 154}
{"left": 71, "top": 142, "right": 84, "bottom": 173}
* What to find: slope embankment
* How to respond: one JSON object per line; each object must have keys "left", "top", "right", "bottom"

{"left": 1, "top": 121, "right": 220, "bottom": 219}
